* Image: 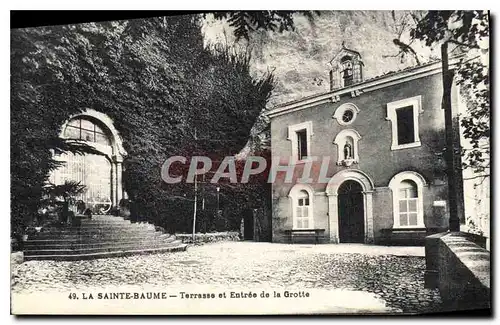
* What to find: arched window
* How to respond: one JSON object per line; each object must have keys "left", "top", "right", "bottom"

{"left": 289, "top": 184, "right": 314, "bottom": 229}
{"left": 397, "top": 180, "right": 418, "bottom": 227}
{"left": 329, "top": 47, "right": 364, "bottom": 90}
{"left": 389, "top": 171, "right": 426, "bottom": 228}
{"left": 296, "top": 190, "right": 311, "bottom": 229}
{"left": 340, "top": 55, "right": 354, "bottom": 86}
{"left": 63, "top": 118, "right": 112, "bottom": 146}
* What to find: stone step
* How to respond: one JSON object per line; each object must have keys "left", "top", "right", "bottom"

{"left": 25, "top": 234, "right": 170, "bottom": 245}
{"left": 32, "top": 228, "right": 159, "bottom": 238}
{"left": 81, "top": 216, "right": 130, "bottom": 221}
{"left": 79, "top": 219, "right": 132, "bottom": 224}
{"left": 76, "top": 222, "right": 133, "bottom": 227}
{"left": 76, "top": 227, "right": 158, "bottom": 233}
{"left": 25, "top": 240, "right": 184, "bottom": 256}
{"left": 24, "top": 244, "right": 188, "bottom": 261}
{"left": 46, "top": 223, "right": 157, "bottom": 231}
{"left": 77, "top": 219, "right": 131, "bottom": 225}
{"left": 77, "top": 219, "right": 132, "bottom": 224}
{"left": 44, "top": 223, "right": 156, "bottom": 232}
{"left": 78, "top": 222, "right": 156, "bottom": 228}
{"left": 85, "top": 215, "right": 123, "bottom": 220}
{"left": 24, "top": 235, "right": 177, "bottom": 250}
{"left": 32, "top": 227, "right": 165, "bottom": 235}
{"left": 29, "top": 233, "right": 159, "bottom": 241}
{"left": 23, "top": 215, "right": 187, "bottom": 260}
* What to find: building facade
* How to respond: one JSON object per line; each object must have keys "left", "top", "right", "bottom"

{"left": 267, "top": 46, "right": 462, "bottom": 245}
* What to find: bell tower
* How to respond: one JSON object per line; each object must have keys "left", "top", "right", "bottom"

{"left": 329, "top": 42, "right": 364, "bottom": 90}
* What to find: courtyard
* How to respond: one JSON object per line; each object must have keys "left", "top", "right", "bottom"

{"left": 11, "top": 242, "right": 443, "bottom": 315}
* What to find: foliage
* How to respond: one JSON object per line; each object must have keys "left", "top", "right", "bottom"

{"left": 43, "top": 180, "right": 87, "bottom": 203}
{"left": 11, "top": 15, "right": 275, "bottom": 236}
{"left": 466, "top": 217, "right": 485, "bottom": 236}
{"left": 42, "top": 180, "right": 87, "bottom": 222}
{"left": 209, "top": 11, "right": 319, "bottom": 41}
{"left": 400, "top": 11, "right": 490, "bottom": 174}
{"left": 410, "top": 11, "right": 489, "bottom": 49}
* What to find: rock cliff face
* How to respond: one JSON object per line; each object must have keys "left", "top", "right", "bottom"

{"left": 202, "top": 11, "right": 436, "bottom": 107}
{"left": 202, "top": 11, "right": 437, "bottom": 155}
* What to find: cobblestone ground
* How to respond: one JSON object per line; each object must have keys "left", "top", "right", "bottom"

{"left": 11, "top": 242, "right": 443, "bottom": 314}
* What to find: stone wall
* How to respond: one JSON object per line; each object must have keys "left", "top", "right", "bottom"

{"left": 176, "top": 232, "right": 241, "bottom": 244}
{"left": 425, "top": 232, "right": 490, "bottom": 312}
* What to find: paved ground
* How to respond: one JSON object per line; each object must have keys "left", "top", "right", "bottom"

{"left": 11, "top": 242, "right": 442, "bottom": 314}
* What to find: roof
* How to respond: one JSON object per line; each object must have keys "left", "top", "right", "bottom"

{"left": 330, "top": 42, "right": 363, "bottom": 64}
{"left": 265, "top": 54, "right": 464, "bottom": 118}
{"left": 272, "top": 58, "right": 441, "bottom": 110}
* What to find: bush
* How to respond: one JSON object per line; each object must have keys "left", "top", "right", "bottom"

{"left": 11, "top": 15, "right": 274, "bottom": 236}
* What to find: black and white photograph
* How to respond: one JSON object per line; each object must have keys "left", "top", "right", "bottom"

{"left": 9, "top": 9, "right": 490, "bottom": 315}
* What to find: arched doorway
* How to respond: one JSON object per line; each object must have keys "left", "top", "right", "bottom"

{"left": 338, "top": 180, "right": 364, "bottom": 243}
{"left": 50, "top": 109, "right": 127, "bottom": 212}
{"left": 325, "top": 169, "right": 375, "bottom": 243}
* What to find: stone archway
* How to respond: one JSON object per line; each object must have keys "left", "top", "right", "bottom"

{"left": 326, "top": 169, "right": 375, "bottom": 243}
{"left": 52, "top": 109, "right": 127, "bottom": 209}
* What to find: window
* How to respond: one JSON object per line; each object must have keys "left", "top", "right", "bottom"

{"left": 342, "top": 110, "right": 354, "bottom": 124}
{"left": 333, "top": 103, "right": 359, "bottom": 126}
{"left": 64, "top": 118, "right": 112, "bottom": 146}
{"left": 296, "top": 130, "right": 308, "bottom": 160}
{"left": 296, "top": 190, "right": 311, "bottom": 229}
{"left": 396, "top": 106, "right": 415, "bottom": 145}
{"left": 289, "top": 184, "right": 314, "bottom": 229}
{"left": 287, "top": 121, "right": 313, "bottom": 162}
{"left": 333, "top": 129, "right": 362, "bottom": 166}
{"left": 341, "top": 56, "right": 354, "bottom": 87}
{"left": 398, "top": 180, "right": 418, "bottom": 226}
{"left": 388, "top": 171, "right": 426, "bottom": 228}
{"left": 386, "top": 96, "right": 422, "bottom": 150}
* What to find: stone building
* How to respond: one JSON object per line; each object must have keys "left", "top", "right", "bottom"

{"left": 266, "top": 45, "right": 464, "bottom": 245}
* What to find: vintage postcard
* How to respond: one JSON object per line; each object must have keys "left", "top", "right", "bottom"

{"left": 10, "top": 10, "right": 490, "bottom": 315}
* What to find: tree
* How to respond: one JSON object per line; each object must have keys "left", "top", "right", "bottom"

{"left": 391, "top": 11, "right": 490, "bottom": 176}
{"left": 11, "top": 14, "right": 276, "bottom": 235}
{"left": 209, "top": 11, "right": 319, "bottom": 41}
{"left": 43, "top": 180, "right": 87, "bottom": 222}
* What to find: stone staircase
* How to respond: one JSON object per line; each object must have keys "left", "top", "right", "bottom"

{"left": 23, "top": 215, "right": 187, "bottom": 261}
